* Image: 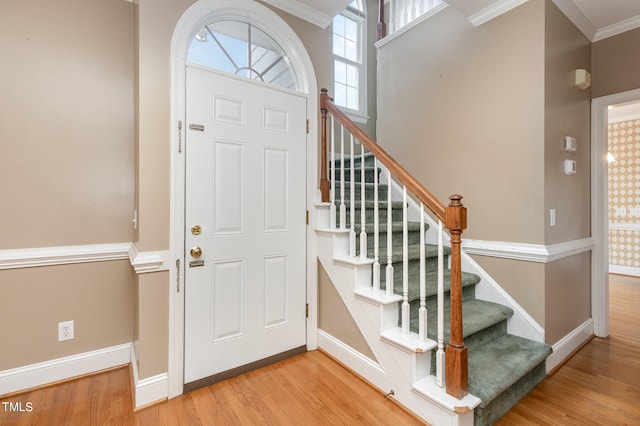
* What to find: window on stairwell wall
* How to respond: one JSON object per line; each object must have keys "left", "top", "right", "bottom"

{"left": 333, "top": 0, "right": 367, "bottom": 123}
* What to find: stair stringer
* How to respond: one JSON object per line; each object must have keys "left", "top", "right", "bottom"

{"left": 316, "top": 226, "right": 481, "bottom": 426}
{"left": 381, "top": 167, "right": 545, "bottom": 343}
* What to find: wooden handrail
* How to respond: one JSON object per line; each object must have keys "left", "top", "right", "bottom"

{"left": 320, "top": 89, "right": 446, "bottom": 221}
{"left": 320, "top": 88, "right": 468, "bottom": 399}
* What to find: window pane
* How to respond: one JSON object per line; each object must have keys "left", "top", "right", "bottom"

{"left": 334, "top": 82, "right": 347, "bottom": 107}
{"left": 346, "top": 64, "right": 358, "bottom": 86}
{"left": 345, "top": 17, "right": 358, "bottom": 42}
{"left": 333, "top": 34, "right": 345, "bottom": 58}
{"left": 347, "top": 86, "right": 359, "bottom": 110}
{"left": 334, "top": 14, "right": 345, "bottom": 36}
{"left": 345, "top": 39, "right": 358, "bottom": 62}
{"left": 335, "top": 61, "right": 347, "bottom": 84}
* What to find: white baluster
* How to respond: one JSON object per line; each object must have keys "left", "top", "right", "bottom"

{"left": 359, "top": 143, "right": 367, "bottom": 260}
{"left": 349, "top": 134, "right": 356, "bottom": 257}
{"left": 373, "top": 158, "right": 380, "bottom": 292}
{"left": 340, "top": 125, "right": 346, "bottom": 229}
{"left": 330, "top": 116, "right": 336, "bottom": 228}
{"left": 410, "top": 0, "right": 417, "bottom": 21}
{"left": 419, "top": 203, "right": 427, "bottom": 341}
{"left": 385, "top": 170, "right": 394, "bottom": 296}
{"left": 436, "top": 219, "right": 445, "bottom": 387}
{"left": 402, "top": 186, "right": 409, "bottom": 335}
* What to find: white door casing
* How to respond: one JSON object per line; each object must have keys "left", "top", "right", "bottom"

{"left": 170, "top": 0, "right": 319, "bottom": 398}
{"left": 184, "top": 67, "right": 307, "bottom": 383}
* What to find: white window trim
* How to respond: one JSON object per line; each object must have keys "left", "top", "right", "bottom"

{"left": 332, "top": 6, "right": 368, "bottom": 123}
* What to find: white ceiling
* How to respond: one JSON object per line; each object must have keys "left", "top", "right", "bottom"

{"left": 264, "top": 0, "right": 640, "bottom": 41}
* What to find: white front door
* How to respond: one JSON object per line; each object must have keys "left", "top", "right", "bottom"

{"left": 184, "top": 66, "right": 307, "bottom": 384}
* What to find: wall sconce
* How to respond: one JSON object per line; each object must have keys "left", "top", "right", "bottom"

{"left": 575, "top": 69, "right": 591, "bottom": 90}
{"left": 607, "top": 152, "right": 616, "bottom": 163}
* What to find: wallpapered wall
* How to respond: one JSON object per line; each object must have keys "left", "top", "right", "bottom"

{"left": 608, "top": 117, "right": 640, "bottom": 273}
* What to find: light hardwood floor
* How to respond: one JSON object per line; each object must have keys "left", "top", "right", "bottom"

{"left": 0, "top": 350, "right": 424, "bottom": 425}
{"left": 497, "top": 274, "right": 640, "bottom": 425}
{"left": 1, "top": 274, "right": 638, "bottom": 425}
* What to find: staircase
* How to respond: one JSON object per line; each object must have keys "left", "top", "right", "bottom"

{"left": 316, "top": 92, "right": 551, "bottom": 425}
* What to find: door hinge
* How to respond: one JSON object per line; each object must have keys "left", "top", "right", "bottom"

{"left": 306, "top": 303, "right": 309, "bottom": 318}
{"left": 306, "top": 119, "right": 309, "bottom": 134}
{"left": 178, "top": 120, "right": 183, "bottom": 153}
{"left": 306, "top": 210, "right": 309, "bottom": 225}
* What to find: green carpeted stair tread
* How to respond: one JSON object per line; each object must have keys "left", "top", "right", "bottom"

{"left": 388, "top": 270, "right": 481, "bottom": 302}
{"left": 344, "top": 199, "right": 405, "bottom": 210}
{"left": 420, "top": 299, "right": 513, "bottom": 341}
{"left": 352, "top": 220, "right": 425, "bottom": 234}
{"left": 378, "top": 242, "right": 451, "bottom": 264}
{"left": 468, "top": 334, "right": 552, "bottom": 408}
{"left": 332, "top": 152, "right": 376, "bottom": 168}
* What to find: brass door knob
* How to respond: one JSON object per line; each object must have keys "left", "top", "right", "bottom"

{"left": 190, "top": 247, "right": 202, "bottom": 258}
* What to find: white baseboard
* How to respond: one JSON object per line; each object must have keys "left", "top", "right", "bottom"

{"left": 0, "top": 343, "right": 131, "bottom": 396}
{"left": 129, "top": 344, "right": 169, "bottom": 408}
{"left": 546, "top": 319, "right": 594, "bottom": 373}
{"left": 609, "top": 264, "right": 640, "bottom": 277}
{"left": 317, "top": 329, "right": 391, "bottom": 392}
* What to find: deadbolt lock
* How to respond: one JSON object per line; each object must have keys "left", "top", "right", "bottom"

{"left": 191, "top": 225, "right": 202, "bottom": 235}
{"left": 190, "top": 247, "right": 202, "bottom": 258}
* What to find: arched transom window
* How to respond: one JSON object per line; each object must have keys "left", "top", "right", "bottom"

{"left": 187, "top": 20, "right": 299, "bottom": 91}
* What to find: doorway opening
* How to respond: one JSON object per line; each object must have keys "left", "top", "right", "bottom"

{"left": 591, "top": 88, "right": 640, "bottom": 338}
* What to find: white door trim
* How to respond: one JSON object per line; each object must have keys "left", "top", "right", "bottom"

{"left": 169, "top": 0, "right": 319, "bottom": 398}
{"left": 591, "top": 87, "right": 640, "bottom": 338}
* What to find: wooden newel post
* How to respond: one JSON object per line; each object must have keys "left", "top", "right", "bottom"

{"left": 445, "top": 194, "right": 468, "bottom": 399}
{"left": 320, "top": 89, "right": 330, "bottom": 202}
{"left": 377, "top": 0, "right": 387, "bottom": 41}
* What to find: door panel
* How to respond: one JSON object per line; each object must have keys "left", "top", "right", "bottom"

{"left": 184, "top": 67, "right": 307, "bottom": 384}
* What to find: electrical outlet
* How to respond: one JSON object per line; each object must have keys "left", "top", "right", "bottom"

{"left": 58, "top": 320, "right": 74, "bottom": 342}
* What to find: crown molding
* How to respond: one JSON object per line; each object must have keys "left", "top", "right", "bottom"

{"left": 594, "top": 14, "right": 640, "bottom": 42}
{"left": 551, "top": 0, "right": 597, "bottom": 41}
{"left": 469, "top": 0, "right": 529, "bottom": 27}
{"left": 260, "top": 0, "right": 333, "bottom": 29}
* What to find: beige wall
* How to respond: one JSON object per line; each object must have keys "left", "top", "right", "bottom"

{"left": 0, "top": 0, "right": 135, "bottom": 249}
{"left": 377, "top": 1, "right": 546, "bottom": 244}
{"left": 472, "top": 256, "right": 546, "bottom": 326}
{"left": 544, "top": 252, "right": 591, "bottom": 344}
{"left": 544, "top": 2, "right": 592, "bottom": 245}
{"left": 542, "top": 2, "right": 592, "bottom": 345}
{"left": 0, "top": 1, "right": 135, "bottom": 371}
{"left": 318, "top": 262, "right": 376, "bottom": 360}
{"left": 592, "top": 27, "right": 640, "bottom": 99}
{"left": 135, "top": 272, "right": 169, "bottom": 379}
{"left": 0, "top": 261, "right": 134, "bottom": 370}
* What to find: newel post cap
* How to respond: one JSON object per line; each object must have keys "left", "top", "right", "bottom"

{"left": 445, "top": 194, "right": 467, "bottom": 231}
